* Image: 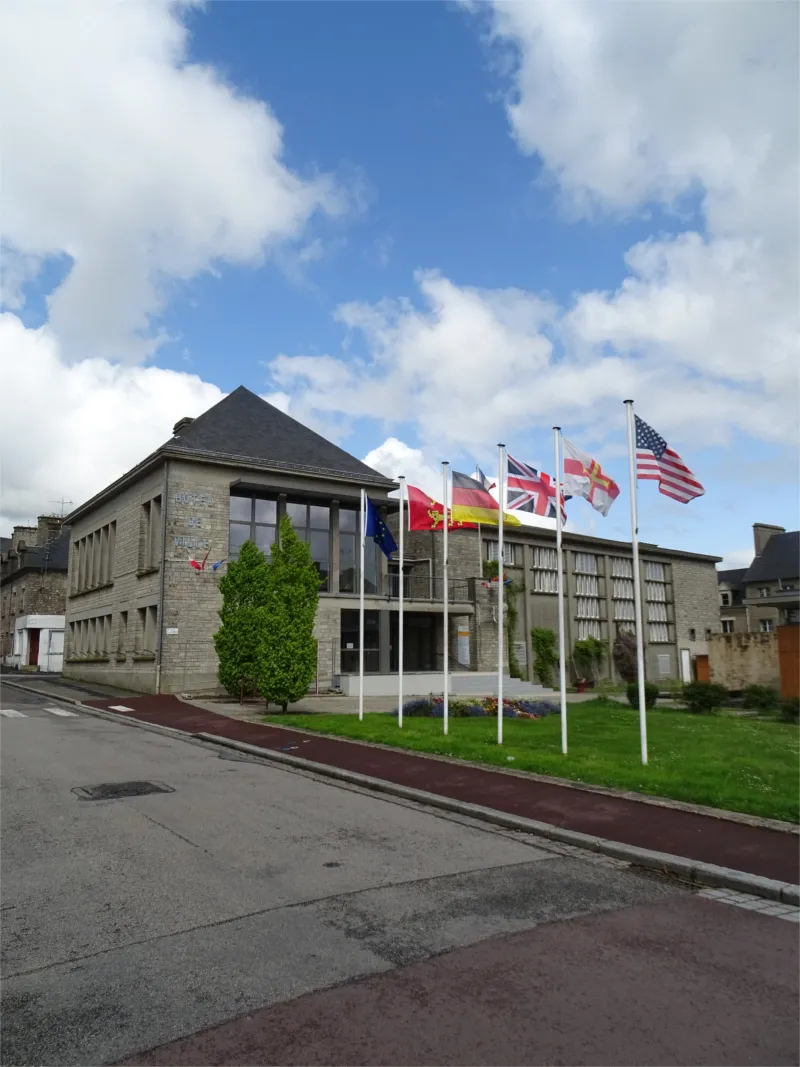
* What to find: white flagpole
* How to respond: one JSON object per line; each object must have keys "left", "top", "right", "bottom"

{"left": 398, "top": 476, "right": 405, "bottom": 728}
{"left": 442, "top": 461, "right": 450, "bottom": 736}
{"left": 497, "top": 443, "right": 505, "bottom": 745}
{"left": 553, "top": 427, "right": 568, "bottom": 755}
{"left": 358, "top": 487, "right": 366, "bottom": 722}
{"left": 624, "top": 399, "right": 648, "bottom": 765}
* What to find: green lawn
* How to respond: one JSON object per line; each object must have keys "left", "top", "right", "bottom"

{"left": 266, "top": 699, "right": 800, "bottom": 823}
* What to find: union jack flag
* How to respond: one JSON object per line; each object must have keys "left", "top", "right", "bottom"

{"left": 506, "top": 456, "right": 568, "bottom": 522}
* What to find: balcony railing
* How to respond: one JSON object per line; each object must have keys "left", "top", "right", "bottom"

{"left": 384, "top": 574, "right": 475, "bottom": 603}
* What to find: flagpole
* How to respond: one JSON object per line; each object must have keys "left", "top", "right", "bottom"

{"left": 553, "top": 427, "right": 568, "bottom": 755}
{"left": 398, "top": 476, "right": 405, "bottom": 729}
{"left": 442, "top": 461, "right": 450, "bottom": 737}
{"left": 358, "top": 487, "right": 366, "bottom": 723}
{"left": 624, "top": 400, "right": 648, "bottom": 765}
{"left": 497, "top": 443, "right": 505, "bottom": 745}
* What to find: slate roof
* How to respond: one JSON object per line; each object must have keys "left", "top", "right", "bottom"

{"left": 163, "top": 386, "right": 392, "bottom": 485}
{"left": 1, "top": 527, "right": 70, "bottom": 581}
{"left": 742, "top": 531, "right": 799, "bottom": 584}
{"left": 717, "top": 567, "right": 747, "bottom": 590}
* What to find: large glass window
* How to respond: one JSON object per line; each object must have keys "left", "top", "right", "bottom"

{"left": 285, "top": 501, "right": 330, "bottom": 591}
{"left": 339, "top": 506, "right": 378, "bottom": 594}
{"left": 341, "top": 609, "right": 379, "bottom": 673}
{"left": 229, "top": 495, "right": 278, "bottom": 561}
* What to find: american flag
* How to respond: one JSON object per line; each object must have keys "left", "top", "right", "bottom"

{"left": 506, "top": 455, "right": 568, "bottom": 521}
{"left": 635, "top": 416, "right": 704, "bottom": 504}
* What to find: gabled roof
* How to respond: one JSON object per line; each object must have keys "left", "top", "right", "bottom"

{"left": 717, "top": 567, "right": 747, "bottom": 589}
{"left": 743, "top": 530, "right": 799, "bottom": 584}
{"left": 163, "top": 386, "right": 392, "bottom": 485}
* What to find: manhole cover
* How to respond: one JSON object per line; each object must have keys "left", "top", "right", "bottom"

{"left": 72, "top": 781, "right": 174, "bottom": 801}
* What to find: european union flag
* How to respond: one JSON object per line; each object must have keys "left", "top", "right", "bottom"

{"left": 365, "top": 497, "right": 398, "bottom": 558}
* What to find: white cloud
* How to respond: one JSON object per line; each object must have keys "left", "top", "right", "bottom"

{"left": 273, "top": 2, "right": 798, "bottom": 457}
{"left": 0, "top": 0, "right": 339, "bottom": 361}
{"left": 0, "top": 313, "right": 223, "bottom": 531}
{"left": 717, "top": 549, "right": 754, "bottom": 572}
{"left": 362, "top": 438, "right": 442, "bottom": 499}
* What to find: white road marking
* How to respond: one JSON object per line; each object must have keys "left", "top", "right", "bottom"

{"left": 108, "top": 704, "right": 134, "bottom": 712}
{"left": 0, "top": 709, "right": 27, "bottom": 718}
{"left": 43, "top": 707, "right": 77, "bottom": 717}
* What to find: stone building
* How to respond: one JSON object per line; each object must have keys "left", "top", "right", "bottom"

{"left": 1, "top": 516, "right": 70, "bottom": 671}
{"left": 716, "top": 524, "right": 799, "bottom": 635}
{"left": 61, "top": 386, "right": 721, "bottom": 695}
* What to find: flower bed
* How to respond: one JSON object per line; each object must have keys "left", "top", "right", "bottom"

{"left": 392, "top": 696, "right": 559, "bottom": 720}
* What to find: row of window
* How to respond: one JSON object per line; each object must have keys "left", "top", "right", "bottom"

{"left": 721, "top": 618, "right": 774, "bottom": 634}
{"left": 71, "top": 521, "right": 117, "bottom": 593}
{"left": 68, "top": 606, "right": 158, "bottom": 657}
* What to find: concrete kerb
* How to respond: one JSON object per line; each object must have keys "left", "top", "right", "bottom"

{"left": 194, "top": 732, "right": 800, "bottom": 908}
{"left": 6, "top": 679, "right": 797, "bottom": 907}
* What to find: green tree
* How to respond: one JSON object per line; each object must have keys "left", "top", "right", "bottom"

{"left": 612, "top": 630, "right": 639, "bottom": 682}
{"left": 213, "top": 539, "right": 270, "bottom": 699}
{"left": 258, "top": 514, "right": 321, "bottom": 711}
{"left": 530, "top": 627, "right": 558, "bottom": 688}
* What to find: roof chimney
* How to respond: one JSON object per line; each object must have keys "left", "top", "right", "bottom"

{"left": 172, "top": 416, "right": 195, "bottom": 436}
{"left": 753, "top": 523, "right": 784, "bottom": 556}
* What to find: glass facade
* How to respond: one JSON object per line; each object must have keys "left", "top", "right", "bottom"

{"left": 339, "top": 506, "right": 378, "bottom": 594}
{"left": 341, "top": 608, "right": 379, "bottom": 672}
{"left": 285, "top": 501, "right": 330, "bottom": 591}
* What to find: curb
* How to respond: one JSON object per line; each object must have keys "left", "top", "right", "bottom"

{"left": 6, "top": 679, "right": 797, "bottom": 906}
{"left": 194, "top": 731, "right": 800, "bottom": 907}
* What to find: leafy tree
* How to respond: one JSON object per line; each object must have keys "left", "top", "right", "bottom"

{"left": 531, "top": 627, "right": 558, "bottom": 688}
{"left": 612, "top": 630, "right": 639, "bottom": 683}
{"left": 258, "top": 514, "right": 321, "bottom": 710}
{"left": 573, "top": 636, "right": 606, "bottom": 681}
{"left": 214, "top": 539, "right": 269, "bottom": 699}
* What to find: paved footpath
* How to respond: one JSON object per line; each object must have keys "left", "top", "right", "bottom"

{"left": 84, "top": 694, "right": 799, "bottom": 885}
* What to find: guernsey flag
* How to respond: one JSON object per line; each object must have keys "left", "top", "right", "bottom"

{"left": 407, "top": 485, "right": 477, "bottom": 531}
{"left": 450, "top": 471, "right": 522, "bottom": 526}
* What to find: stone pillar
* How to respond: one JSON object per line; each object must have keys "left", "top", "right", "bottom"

{"left": 330, "top": 500, "right": 340, "bottom": 594}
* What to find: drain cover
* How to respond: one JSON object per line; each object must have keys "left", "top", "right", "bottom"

{"left": 72, "top": 781, "right": 174, "bottom": 801}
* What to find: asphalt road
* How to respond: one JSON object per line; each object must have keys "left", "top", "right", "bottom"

{"left": 2, "top": 683, "right": 798, "bottom": 1067}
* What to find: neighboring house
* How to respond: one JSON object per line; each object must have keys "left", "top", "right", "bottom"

{"left": 61, "top": 386, "right": 722, "bottom": 696}
{"left": 1, "top": 517, "right": 70, "bottom": 671}
{"left": 716, "top": 524, "right": 800, "bottom": 634}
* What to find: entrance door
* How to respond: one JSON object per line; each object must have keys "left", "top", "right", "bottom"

{"left": 680, "top": 649, "right": 691, "bottom": 683}
{"left": 28, "top": 629, "right": 40, "bottom": 667}
{"left": 695, "top": 654, "right": 710, "bottom": 682}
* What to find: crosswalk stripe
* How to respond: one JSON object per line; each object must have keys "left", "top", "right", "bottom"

{"left": 44, "top": 706, "right": 77, "bottom": 717}
{"left": 0, "top": 709, "right": 27, "bottom": 718}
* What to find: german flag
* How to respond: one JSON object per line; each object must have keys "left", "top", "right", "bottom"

{"left": 450, "top": 471, "right": 522, "bottom": 526}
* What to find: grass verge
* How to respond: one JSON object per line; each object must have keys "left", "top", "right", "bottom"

{"left": 266, "top": 698, "right": 799, "bottom": 823}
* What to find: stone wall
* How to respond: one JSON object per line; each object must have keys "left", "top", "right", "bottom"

{"left": 1, "top": 571, "right": 68, "bottom": 663}
{"left": 708, "top": 632, "right": 780, "bottom": 690}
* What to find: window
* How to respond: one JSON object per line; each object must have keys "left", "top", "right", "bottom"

{"left": 658, "top": 654, "right": 671, "bottom": 677}
{"left": 759, "top": 587, "right": 770, "bottom": 598}
{"left": 487, "top": 541, "right": 515, "bottom": 565}
{"left": 532, "top": 546, "right": 558, "bottom": 593}
{"left": 341, "top": 608, "right": 379, "bottom": 673}
{"left": 574, "top": 552, "right": 597, "bottom": 575}
{"left": 285, "top": 502, "right": 330, "bottom": 591}
{"left": 139, "top": 497, "right": 162, "bottom": 571}
{"left": 229, "top": 495, "right": 278, "bottom": 561}
{"left": 759, "top": 618, "right": 774, "bottom": 633}
{"left": 646, "top": 561, "right": 666, "bottom": 582}
{"left": 118, "top": 611, "right": 128, "bottom": 654}
{"left": 721, "top": 619, "right": 734, "bottom": 634}
{"left": 613, "top": 599, "right": 636, "bottom": 622}
{"left": 339, "top": 507, "right": 378, "bottom": 594}
{"left": 689, "top": 628, "right": 697, "bottom": 641}
{"left": 649, "top": 623, "right": 670, "bottom": 643}
{"left": 136, "top": 607, "right": 147, "bottom": 652}
{"left": 611, "top": 557, "right": 633, "bottom": 579}
{"left": 577, "top": 620, "right": 601, "bottom": 640}
{"left": 720, "top": 592, "right": 731, "bottom": 606}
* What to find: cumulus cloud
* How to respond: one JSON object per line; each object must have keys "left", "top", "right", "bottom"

{"left": 0, "top": 313, "right": 224, "bottom": 531}
{"left": 362, "top": 438, "right": 443, "bottom": 499}
{"left": 0, "top": 0, "right": 339, "bottom": 361}
{"left": 273, "top": 1, "right": 798, "bottom": 456}
{"left": 717, "top": 549, "right": 755, "bottom": 572}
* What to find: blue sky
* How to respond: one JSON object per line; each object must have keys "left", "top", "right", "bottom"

{"left": 2, "top": 1, "right": 797, "bottom": 566}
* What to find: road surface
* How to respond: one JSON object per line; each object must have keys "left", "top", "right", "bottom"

{"left": 2, "top": 682, "right": 797, "bottom": 1066}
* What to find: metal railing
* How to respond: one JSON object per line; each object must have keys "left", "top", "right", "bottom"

{"left": 384, "top": 574, "right": 474, "bottom": 602}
